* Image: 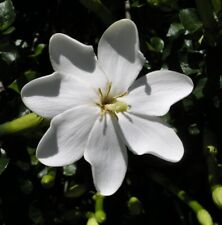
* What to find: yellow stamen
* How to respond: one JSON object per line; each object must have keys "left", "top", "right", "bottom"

{"left": 97, "top": 82, "right": 128, "bottom": 117}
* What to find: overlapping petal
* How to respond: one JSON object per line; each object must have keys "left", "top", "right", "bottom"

{"left": 119, "top": 70, "right": 193, "bottom": 116}
{"left": 49, "top": 33, "right": 107, "bottom": 90}
{"left": 84, "top": 114, "right": 127, "bottom": 196}
{"left": 37, "top": 105, "right": 99, "bottom": 166}
{"left": 21, "top": 72, "right": 97, "bottom": 118}
{"left": 118, "top": 112, "right": 184, "bottom": 162}
{"left": 98, "top": 19, "right": 145, "bottom": 96}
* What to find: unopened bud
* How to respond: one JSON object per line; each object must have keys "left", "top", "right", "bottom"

{"left": 95, "top": 210, "right": 106, "bottom": 223}
{"left": 196, "top": 209, "right": 213, "bottom": 225}
{"left": 41, "top": 174, "right": 55, "bottom": 188}
{"left": 127, "top": 196, "right": 143, "bottom": 215}
{"left": 87, "top": 216, "right": 99, "bottom": 225}
{"left": 212, "top": 185, "right": 222, "bottom": 209}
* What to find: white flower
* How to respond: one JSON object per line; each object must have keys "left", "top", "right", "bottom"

{"left": 21, "top": 19, "right": 193, "bottom": 196}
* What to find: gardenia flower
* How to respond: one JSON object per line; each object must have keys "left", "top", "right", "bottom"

{"left": 21, "top": 19, "right": 193, "bottom": 196}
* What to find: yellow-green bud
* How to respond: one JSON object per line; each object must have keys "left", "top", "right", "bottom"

{"left": 41, "top": 174, "right": 55, "bottom": 188}
{"left": 212, "top": 185, "right": 222, "bottom": 209}
{"left": 87, "top": 216, "right": 99, "bottom": 225}
{"left": 196, "top": 209, "right": 213, "bottom": 225}
{"left": 127, "top": 196, "right": 143, "bottom": 215}
{"left": 95, "top": 210, "right": 106, "bottom": 223}
{"left": 0, "top": 113, "right": 44, "bottom": 136}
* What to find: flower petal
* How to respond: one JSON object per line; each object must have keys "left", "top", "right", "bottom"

{"left": 118, "top": 112, "right": 184, "bottom": 162}
{"left": 98, "top": 19, "right": 145, "bottom": 96}
{"left": 36, "top": 105, "right": 99, "bottom": 167}
{"left": 84, "top": 114, "right": 127, "bottom": 196}
{"left": 49, "top": 33, "right": 107, "bottom": 89}
{"left": 120, "top": 70, "right": 193, "bottom": 116}
{"left": 21, "top": 72, "right": 97, "bottom": 118}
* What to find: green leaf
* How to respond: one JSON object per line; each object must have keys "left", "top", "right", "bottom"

{"left": 8, "top": 80, "right": 20, "bottom": 94}
{"left": 24, "top": 70, "right": 39, "bottom": 81}
{"left": 0, "top": 50, "right": 17, "bottom": 64}
{"left": 30, "top": 43, "right": 46, "bottom": 58}
{"left": 193, "top": 77, "right": 207, "bottom": 99}
{"left": 179, "top": 8, "right": 203, "bottom": 33}
{"left": 147, "top": 37, "right": 164, "bottom": 53}
{"left": 147, "top": 0, "right": 178, "bottom": 9}
{"left": 0, "top": 156, "right": 9, "bottom": 175}
{"left": 211, "top": 0, "right": 221, "bottom": 14}
{"left": 63, "top": 164, "right": 77, "bottom": 176}
{"left": 131, "top": 0, "right": 144, "bottom": 8}
{"left": 0, "top": 0, "right": 16, "bottom": 31}
{"left": 167, "top": 23, "right": 185, "bottom": 38}
{"left": 1, "top": 25, "right": 15, "bottom": 35}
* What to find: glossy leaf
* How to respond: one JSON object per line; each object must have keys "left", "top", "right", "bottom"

{"left": 0, "top": 0, "right": 15, "bottom": 31}
{"left": 211, "top": 0, "right": 221, "bottom": 14}
{"left": 167, "top": 23, "right": 185, "bottom": 38}
{"left": 0, "top": 156, "right": 9, "bottom": 175}
{"left": 179, "top": 8, "right": 202, "bottom": 33}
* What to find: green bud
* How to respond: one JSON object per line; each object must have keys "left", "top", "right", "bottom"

{"left": 87, "top": 216, "right": 99, "bottom": 225}
{"left": 95, "top": 210, "right": 106, "bottom": 223}
{"left": 196, "top": 209, "right": 213, "bottom": 225}
{"left": 0, "top": 113, "right": 44, "bottom": 136}
{"left": 212, "top": 185, "right": 222, "bottom": 209}
{"left": 127, "top": 196, "right": 143, "bottom": 216}
{"left": 41, "top": 174, "right": 55, "bottom": 188}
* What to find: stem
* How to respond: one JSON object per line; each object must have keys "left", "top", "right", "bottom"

{"left": 94, "top": 194, "right": 104, "bottom": 212}
{"left": 125, "top": 0, "right": 131, "bottom": 19}
{"left": 203, "top": 125, "right": 220, "bottom": 186}
{"left": 0, "top": 113, "right": 45, "bottom": 136}
{"left": 203, "top": 125, "right": 222, "bottom": 208}
{"left": 93, "top": 193, "right": 106, "bottom": 223}
{"left": 148, "top": 171, "right": 213, "bottom": 225}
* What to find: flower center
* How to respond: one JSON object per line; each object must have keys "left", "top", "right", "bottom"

{"left": 97, "top": 82, "right": 128, "bottom": 117}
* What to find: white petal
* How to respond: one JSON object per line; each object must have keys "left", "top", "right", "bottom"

{"left": 21, "top": 72, "right": 97, "bottom": 118}
{"left": 98, "top": 19, "right": 145, "bottom": 96}
{"left": 118, "top": 113, "right": 184, "bottom": 162}
{"left": 36, "top": 105, "right": 99, "bottom": 166}
{"left": 49, "top": 33, "right": 107, "bottom": 89}
{"left": 120, "top": 70, "right": 193, "bottom": 116}
{"left": 84, "top": 114, "right": 127, "bottom": 196}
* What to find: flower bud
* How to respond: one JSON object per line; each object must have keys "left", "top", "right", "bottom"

{"left": 41, "top": 174, "right": 55, "bottom": 188}
{"left": 196, "top": 209, "right": 213, "bottom": 225}
{"left": 212, "top": 185, "right": 222, "bottom": 209}
{"left": 95, "top": 210, "right": 106, "bottom": 223}
{"left": 0, "top": 113, "right": 44, "bottom": 136}
{"left": 127, "top": 196, "right": 143, "bottom": 216}
{"left": 87, "top": 216, "right": 99, "bottom": 225}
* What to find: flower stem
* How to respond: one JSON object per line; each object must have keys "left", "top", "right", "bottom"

{"left": 203, "top": 126, "right": 222, "bottom": 208}
{"left": 0, "top": 113, "right": 45, "bottom": 136}
{"left": 93, "top": 193, "right": 106, "bottom": 223}
{"left": 125, "top": 0, "right": 131, "bottom": 19}
{"left": 148, "top": 171, "right": 213, "bottom": 225}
